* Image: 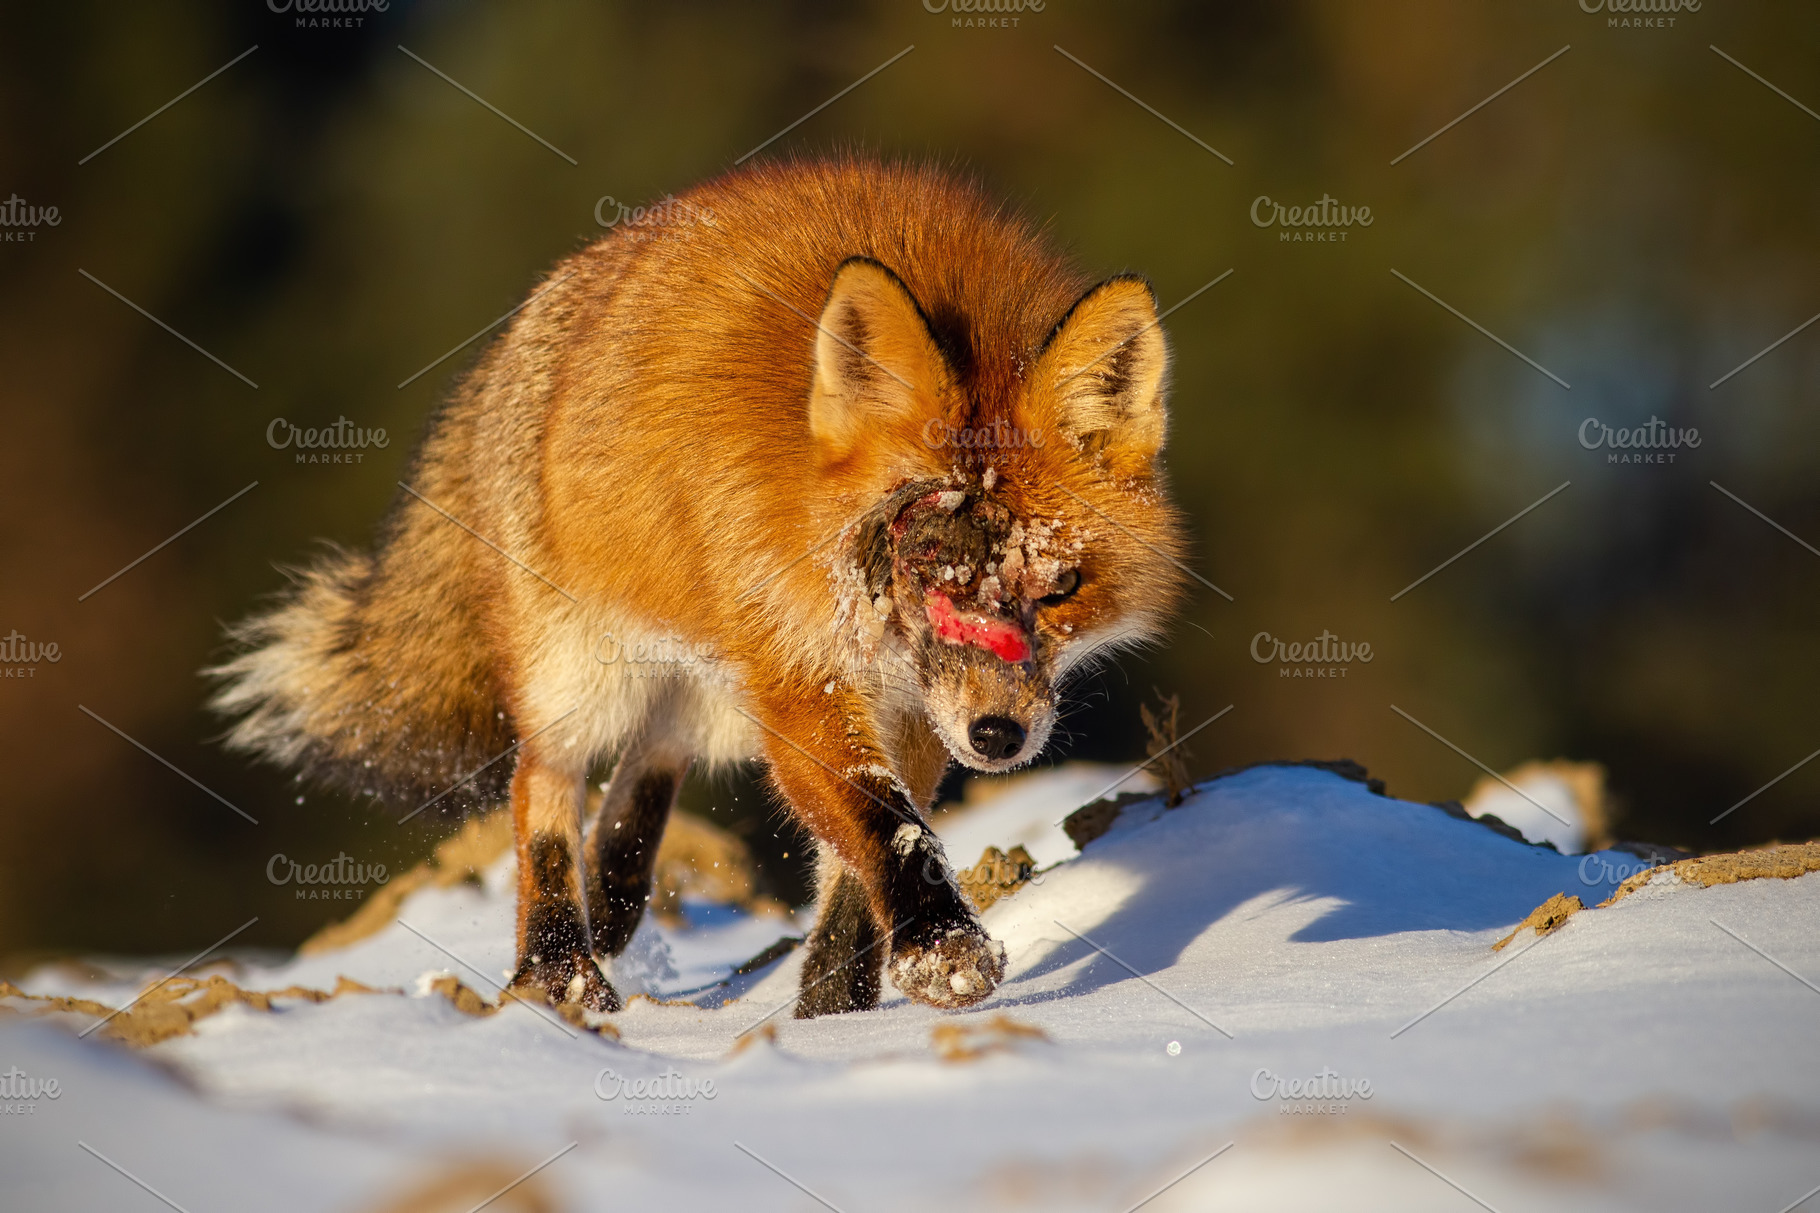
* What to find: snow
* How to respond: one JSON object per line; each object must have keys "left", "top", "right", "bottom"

{"left": 5, "top": 764, "right": 1817, "bottom": 1212}
{"left": 934, "top": 761, "right": 1159, "bottom": 868}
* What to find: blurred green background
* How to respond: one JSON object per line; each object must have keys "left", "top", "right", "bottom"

{"left": 2, "top": 0, "right": 1816, "bottom": 962}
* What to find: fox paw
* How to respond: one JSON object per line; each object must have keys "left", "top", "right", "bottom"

{"left": 508, "top": 951, "right": 621, "bottom": 1014}
{"left": 888, "top": 924, "right": 1006, "bottom": 1009}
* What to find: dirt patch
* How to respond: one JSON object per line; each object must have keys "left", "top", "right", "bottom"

{"left": 357, "top": 1158, "right": 559, "bottom": 1213}
{"left": 551, "top": 1000, "right": 620, "bottom": 1036}
{"left": 425, "top": 974, "right": 496, "bottom": 1019}
{"left": 0, "top": 974, "right": 384, "bottom": 1047}
{"left": 1492, "top": 893, "right": 1584, "bottom": 951}
{"left": 484, "top": 979, "right": 620, "bottom": 1037}
{"left": 1491, "top": 841, "right": 1820, "bottom": 947}
{"left": 0, "top": 964, "right": 617, "bottom": 1045}
{"left": 1600, "top": 841, "right": 1820, "bottom": 908}
{"left": 930, "top": 1013, "right": 1048, "bottom": 1061}
{"left": 1060, "top": 792, "right": 1156, "bottom": 850}
{"left": 957, "top": 845, "right": 1036, "bottom": 911}
{"left": 728, "top": 1022, "right": 778, "bottom": 1055}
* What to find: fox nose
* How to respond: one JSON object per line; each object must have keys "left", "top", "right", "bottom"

{"left": 968, "top": 716, "right": 1026, "bottom": 762}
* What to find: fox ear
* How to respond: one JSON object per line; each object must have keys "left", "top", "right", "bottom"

{"left": 809, "top": 258, "right": 951, "bottom": 461}
{"left": 1032, "top": 276, "right": 1170, "bottom": 470}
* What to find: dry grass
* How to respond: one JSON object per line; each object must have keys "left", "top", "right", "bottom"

{"left": 930, "top": 1014, "right": 1048, "bottom": 1062}
{"left": 1493, "top": 893, "right": 1585, "bottom": 951}
{"left": 957, "top": 845, "right": 1037, "bottom": 912}
{"left": 0, "top": 973, "right": 385, "bottom": 1047}
{"left": 1601, "top": 841, "right": 1820, "bottom": 907}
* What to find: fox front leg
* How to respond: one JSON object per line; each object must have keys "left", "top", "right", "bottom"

{"left": 754, "top": 684, "right": 1005, "bottom": 1013}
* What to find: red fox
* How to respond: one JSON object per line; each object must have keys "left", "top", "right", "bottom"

{"left": 212, "top": 156, "right": 1186, "bottom": 1016}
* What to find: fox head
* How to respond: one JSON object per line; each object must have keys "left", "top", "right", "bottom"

{"left": 813, "top": 257, "right": 1188, "bottom": 773}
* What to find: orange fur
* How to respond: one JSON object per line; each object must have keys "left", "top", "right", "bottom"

{"left": 213, "top": 155, "right": 1187, "bottom": 1012}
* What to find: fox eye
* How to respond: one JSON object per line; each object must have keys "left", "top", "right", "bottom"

{"left": 1041, "top": 569, "right": 1081, "bottom": 605}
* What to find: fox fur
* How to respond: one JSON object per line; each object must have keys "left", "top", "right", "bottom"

{"left": 212, "top": 156, "right": 1187, "bottom": 1015}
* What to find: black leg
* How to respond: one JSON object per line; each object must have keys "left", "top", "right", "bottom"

{"left": 795, "top": 862, "right": 884, "bottom": 1018}
{"left": 585, "top": 755, "right": 687, "bottom": 959}
{"left": 510, "top": 831, "right": 620, "bottom": 1012}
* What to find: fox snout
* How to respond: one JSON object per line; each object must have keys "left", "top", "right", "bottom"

{"left": 863, "top": 478, "right": 1069, "bottom": 772}
{"left": 915, "top": 636, "right": 1056, "bottom": 773}
{"left": 914, "top": 589, "right": 1053, "bottom": 771}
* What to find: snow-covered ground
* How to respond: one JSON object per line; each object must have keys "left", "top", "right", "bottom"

{"left": 5, "top": 764, "right": 1817, "bottom": 1212}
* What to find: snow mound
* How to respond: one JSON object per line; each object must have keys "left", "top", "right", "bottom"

{"left": 933, "top": 761, "right": 1159, "bottom": 869}
{"left": 4, "top": 765, "right": 1817, "bottom": 1212}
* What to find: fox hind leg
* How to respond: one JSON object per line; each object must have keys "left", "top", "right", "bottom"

{"left": 794, "top": 854, "right": 884, "bottom": 1018}
{"left": 584, "top": 737, "right": 689, "bottom": 960}
{"left": 507, "top": 750, "right": 619, "bottom": 1013}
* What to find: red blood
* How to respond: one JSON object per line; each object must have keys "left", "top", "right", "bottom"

{"left": 925, "top": 591, "right": 1030, "bottom": 663}
{"left": 890, "top": 492, "right": 949, "bottom": 543}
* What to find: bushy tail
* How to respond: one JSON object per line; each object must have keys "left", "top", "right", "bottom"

{"left": 209, "top": 542, "right": 513, "bottom": 813}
